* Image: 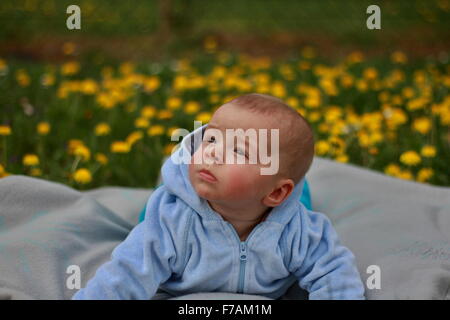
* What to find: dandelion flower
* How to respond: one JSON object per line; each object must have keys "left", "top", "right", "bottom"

{"left": 141, "top": 106, "right": 156, "bottom": 119}
{"left": 0, "top": 125, "right": 11, "bottom": 136}
{"left": 158, "top": 110, "right": 173, "bottom": 120}
{"left": 421, "top": 145, "right": 436, "bottom": 158}
{"left": 95, "top": 123, "right": 111, "bottom": 136}
{"left": 384, "top": 164, "right": 401, "bottom": 176}
{"left": 417, "top": 168, "right": 434, "bottom": 183}
{"left": 184, "top": 101, "right": 200, "bottom": 114}
{"left": 74, "top": 145, "right": 91, "bottom": 161}
{"left": 166, "top": 97, "right": 182, "bottom": 110}
{"left": 147, "top": 125, "right": 165, "bottom": 136}
{"left": 37, "top": 122, "right": 51, "bottom": 135}
{"left": 196, "top": 112, "right": 212, "bottom": 123}
{"left": 398, "top": 170, "right": 413, "bottom": 181}
{"left": 134, "top": 117, "right": 150, "bottom": 129}
{"left": 111, "top": 141, "right": 131, "bottom": 153}
{"left": 73, "top": 168, "right": 92, "bottom": 184}
{"left": 95, "top": 153, "right": 108, "bottom": 165}
{"left": 23, "top": 154, "right": 39, "bottom": 166}
{"left": 16, "top": 69, "right": 30, "bottom": 87}
{"left": 412, "top": 117, "right": 432, "bottom": 134}
{"left": 30, "top": 168, "right": 42, "bottom": 177}
{"left": 61, "top": 61, "right": 80, "bottom": 76}
{"left": 400, "top": 151, "right": 421, "bottom": 166}
{"left": 315, "top": 141, "right": 330, "bottom": 156}
{"left": 126, "top": 131, "right": 144, "bottom": 146}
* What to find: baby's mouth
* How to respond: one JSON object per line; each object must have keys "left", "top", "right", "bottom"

{"left": 198, "top": 169, "right": 217, "bottom": 183}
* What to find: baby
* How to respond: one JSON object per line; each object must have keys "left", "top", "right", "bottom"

{"left": 72, "top": 93, "right": 365, "bottom": 300}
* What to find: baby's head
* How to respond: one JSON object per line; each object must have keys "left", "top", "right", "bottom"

{"left": 189, "top": 93, "right": 315, "bottom": 210}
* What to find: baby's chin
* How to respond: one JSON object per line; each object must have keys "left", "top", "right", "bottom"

{"left": 192, "top": 181, "right": 221, "bottom": 201}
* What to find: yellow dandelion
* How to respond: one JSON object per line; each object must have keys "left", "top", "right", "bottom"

{"left": 340, "top": 74, "right": 354, "bottom": 88}
{"left": 41, "top": 73, "right": 55, "bottom": 87}
{"left": 363, "top": 67, "right": 378, "bottom": 80}
{"left": 356, "top": 80, "right": 368, "bottom": 92}
{"left": 167, "top": 97, "right": 182, "bottom": 110}
{"left": 391, "top": 51, "right": 408, "bottom": 64}
{"left": 421, "top": 145, "right": 436, "bottom": 158}
{"left": 23, "top": 154, "right": 39, "bottom": 166}
{"left": 286, "top": 97, "right": 299, "bottom": 109}
{"left": 315, "top": 140, "right": 330, "bottom": 156}
{"left": 67, "top": 139, "right": 84, "bottom": 154}
{"left": 0, "top": 125, "right": 11, "bottom": 136}
{"left": 95, "top": 153, "right": 108, "bottom": 165}
{"left": 0, "top": 58, "right": 8, "bottom": 74}
{"left": 347, "top": 51, "right": 364, "bottom": 64}
{"left": 119, "top": 62, "right": 134, "bottom": 75}
{"left": 73, "top": 168, "right": 92, "bottom": 184}
{"left": 357, "top": 132, "right": 370, "bottom": 148}
{"left": 141, "top": 105, "right": 157, "bottom": 119}
{"left": 16, "top": 69, "right": 30, "bottom": 87}
{"left": 134, "top": 117, "right": 150, "bottom": 129}
{"left": 95, "top": 123, "right": 111, "bottom": 136}
{"left": 126, "top": 131, "right": 144, "bottom": 146}
{"left": 37, "top": 122, "right": 50, "bottom": 135}
{"left": 30, "top": 168, "right": 42, "bottom": 177}
{"left": 96, "top": 92, "right": 116, "bottom": 109}
{"left": 80, "top": 79, "right": 99, "bottom": 95}
{"left": 399, "top": 151, "right": 421, "bottom": 166}
{"left": 402, "top": 87, "right": 415, "bottom": 99}
{"left": 147, "top": 125, "right": 165, "bottom": 136}
{"left": 398, "top": 170, "right": 413, "bottom": 181}
{"left": 196, "top": 112, "right": 212, "bottom": 123}
{"left": 184, "top": 101, "right": 200, "bottom": 114}
{"left": 158, "top": 110, "right": 173, "bottom": 120}
{"left": 110, "top": 141, "right": 131, "bottom": 153}
{"left": 417, "top": 168, "right": 434, "bottom": 183}
{"left": 61, "top": 61, "right": 80, "bottom": 76}
{"left": 412, "top": 117, "right": 432, "bottom": 134}
{"left": 384, "top": 164, "right": 401, "bottom": 177}
{"left": 74, "top": 145, "right": 91, "bottom": 161}
{"left": 143, "top": 76, "right": 160, "bottom": 92}
{"left": 335, "top": 154, "right": 349, "bottom": 163}
{"left": 305, "top": 112, "right": 319, "bottom": 124}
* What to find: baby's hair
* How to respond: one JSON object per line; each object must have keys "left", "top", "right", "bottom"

{"left": 224, "top": 93, "right": 315, "bottom": 184}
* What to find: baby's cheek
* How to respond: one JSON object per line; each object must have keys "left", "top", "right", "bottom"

{"left": 222, "top": 166, "right": 256, "bottom": 198}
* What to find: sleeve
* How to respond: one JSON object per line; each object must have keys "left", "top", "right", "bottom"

{"left": 287, "top": 208, "right": 366, "bottom": 300}
{"left": 72, "top": 191, "right": 179, "bottom": 300}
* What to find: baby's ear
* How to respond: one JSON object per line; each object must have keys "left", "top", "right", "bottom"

{"left": 262, "top": 179, "right": 294, "bottom": 207}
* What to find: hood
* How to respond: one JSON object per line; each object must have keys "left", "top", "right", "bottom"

{"left": 161, "top": 125, "right": 305, "bottom": 224}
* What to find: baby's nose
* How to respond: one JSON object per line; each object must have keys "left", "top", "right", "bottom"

{"left": 204, "top": 143, "right": 223, "bottom": 165}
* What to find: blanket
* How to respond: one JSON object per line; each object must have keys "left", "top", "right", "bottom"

{"left": 0, "top": 157, "right": 449, "bottom": 299}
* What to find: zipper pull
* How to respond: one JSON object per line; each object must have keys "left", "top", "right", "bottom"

{"left": 240, "top": 242, "right": 247, "bottom": 261}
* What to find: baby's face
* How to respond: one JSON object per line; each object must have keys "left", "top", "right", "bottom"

{"left": 188, "top": 103, "right": 280, "bottom": 205}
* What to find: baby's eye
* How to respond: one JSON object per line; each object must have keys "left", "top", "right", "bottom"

{"left": 234, "top": 147, "right": 248, "bottom": 158}
{"left": 206, "top": 136, "right": 216, "bottom": 143}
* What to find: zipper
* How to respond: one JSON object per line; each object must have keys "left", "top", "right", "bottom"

{"left": 238, "top": 241, "right": 247, "bottom": 293}
{"left": 226, "top": 222, "right": 264, "bottom": 293}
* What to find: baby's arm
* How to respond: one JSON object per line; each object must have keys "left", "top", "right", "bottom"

{"left": 288, "top": 208, "right": 365, "bottom": 300}
{"left": 72, "top": 195, "right": 177, "bottom": 300}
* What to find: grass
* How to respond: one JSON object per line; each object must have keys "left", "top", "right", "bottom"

{"left": 0, "top": 46, "right": 449, "bottom": 189}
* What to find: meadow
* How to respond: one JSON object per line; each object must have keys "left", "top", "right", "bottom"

{"left": 0, "top": 0, "right": 449, "bottom": 189}
{"left": 1, "top": 43, "right": 449, "bottom": 189}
